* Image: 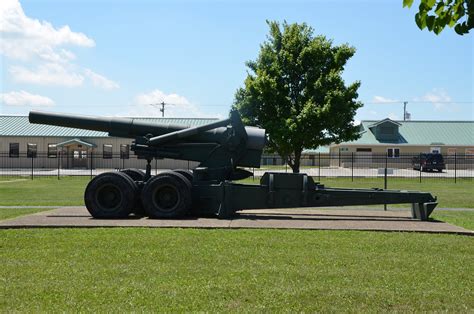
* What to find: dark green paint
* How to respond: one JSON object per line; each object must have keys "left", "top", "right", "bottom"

{"left": 29, "top": 111, "right": 437, "bottom": 220}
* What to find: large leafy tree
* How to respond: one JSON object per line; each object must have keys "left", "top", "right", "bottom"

{"left": 403, "top": 0, "right": 473, "bottom": 35}
{"left": 233, "top": 21, "right": 362, "bottom": 173}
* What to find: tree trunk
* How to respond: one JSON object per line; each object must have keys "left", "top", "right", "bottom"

{"left": 289, "top": 149, "right": 302, "bottom": 173}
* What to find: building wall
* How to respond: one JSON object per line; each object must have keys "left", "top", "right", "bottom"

{"left": 331, "top": 145, "right": 474, "bottom": 155}
{"left": 329, "top": 145, "right": 474, "bottom": 169}
{"left": 0, "top": 136, "right": 199, "bottom": 169}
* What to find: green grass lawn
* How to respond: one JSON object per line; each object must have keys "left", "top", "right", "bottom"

{"left": 0, "top": 207, "right": 54, "bottom": 220}
{"left": 1, "top": 228, "right": 473, "bottom": 312}
{"left": 0, "top": 177, "right": 88, "bottom": 206}
{"left": 432, "top": 210, "right": 474, "bottom": 231}
{"left": 0, "top": 176, "right": 472, "bottom": 208}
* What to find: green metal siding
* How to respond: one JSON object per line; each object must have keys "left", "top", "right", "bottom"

{"left": 0, "top": 116, "right": 218, "bottom": 137}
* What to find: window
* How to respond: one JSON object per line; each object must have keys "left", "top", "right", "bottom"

{"left": 103, "top": 144, "right": 113, "bottom": 159}
{"left": 9, "top": 143, "right": 19, "bottom": 158}
{"left": 430, "top": 147, "right": 441, "bottom": 154}
{"left": 120, "top": 144, "right": 129, "bottom": 159}
{"left": 447, "top": 148, "right": 456, "bottom": 156}
{"left": 27, "top": 143, "right": 37, "bottom": 158}
{"left": 48, "top": 144, "right": 58, "bottom": 158}
{"left": 381, "top": 126, "right": 393, "bottom": 134}
{"left": 339, "top": 147, "right": 349, "bottom": 152}
{"left": 387, "top": 148, "right": 400, "bottom": 158}
{"left": 466, "top": 148, "right": 474, "bottom": 159}
{"left": 73, "top": 150, "right": 88, "bottom": 159}
{"left": 356, "top": 148, "right": 372, "bottom": 152}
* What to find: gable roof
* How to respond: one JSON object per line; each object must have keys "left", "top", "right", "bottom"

{"left": 367, "top": 118, "right": 401, "bottom": 128}
{"left": 0, "top": 115, "right": 219, "bottom": 137}
{"left": 340, "top": 120, "right": 474, "bottom": 146}
{"left": 56, "top": 138, "right": 96, "bottom": 147}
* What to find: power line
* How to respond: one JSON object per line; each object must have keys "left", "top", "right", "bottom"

{"left": 5, "top": 101, "right": 472, "bottom": 108}
{"left": 363, "top": 101, "right": 473, "bottom": 104}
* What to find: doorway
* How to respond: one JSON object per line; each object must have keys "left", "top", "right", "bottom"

{"left": 72, "top": 149, "right": 88, "bottom": 168}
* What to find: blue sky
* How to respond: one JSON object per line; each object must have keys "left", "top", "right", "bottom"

{"left": 1, "top": 0, "right": 473, "bottom": 122}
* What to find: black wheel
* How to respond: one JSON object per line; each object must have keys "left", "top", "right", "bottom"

{"left": 173, "top": 169, "right": 193, "bottom": 182}
{"left": 120, "top": 168, "right": 146, "bottom": 181}
{"left": 84, "top": 172, "right": 137, "bottom": 218}
{"left": 120, "top": 169, "right": 146, "bottom": 216}
{"left": 141, "top": 172, "right": 192, "bottom": 218}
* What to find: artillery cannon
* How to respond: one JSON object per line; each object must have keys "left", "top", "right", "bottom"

{"left": 29, "top": 110, "right": 438, "bottom": 220}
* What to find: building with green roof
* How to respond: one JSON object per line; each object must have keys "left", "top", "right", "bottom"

{"left": 331, "top": 118, "right": 474, "bottom": 155}
{"left": 328, "top": 118, "right": 474, "bottom": 169}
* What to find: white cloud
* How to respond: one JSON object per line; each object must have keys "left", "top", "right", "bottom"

{"left": 372, "top": 96, "right": 398, "bottom": 103}
{"left": 9, "top": 63, "right": 120, "bottom": 90}
{"left": 0, "top": 0, "right": 94, "bottom": 63}
{"left": 1, "top": 0, "right": 119, "bottom": 91}
{"left": 10, "top": 63, "right": 84, "bottom": 87}
{"left": 84, "top": 69, "right": 119, "bottom": 90}
{"left": 414, "top": 88, "right": 452, "bottom": 111}
{"left": 1, "top": 90, "right": 54, "bottom": 106}
{"left": 129, "top": 89, "right": 218, "bottom": 118}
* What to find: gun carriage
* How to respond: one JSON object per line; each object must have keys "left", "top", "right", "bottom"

{"left": 29, "top": 111, "right": 438, "bottom": 220}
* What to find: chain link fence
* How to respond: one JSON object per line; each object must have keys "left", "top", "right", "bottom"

{"left": 1, "top": 152, "right": 473, "bottom": 183}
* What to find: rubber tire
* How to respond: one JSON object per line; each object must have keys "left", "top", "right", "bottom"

{"left": 120, "top": 168, "right": 146, "bottom": 181}
{"left": 141, "top": 172, "right": 192, "bottom": 218}
{"left": 173, "top": 169, "right": 193, "bottom": 183}
{"left": 84, "top": 172, "right": 137, "bottom": 218}
{"left": 119, "top": 170, "right": 146, "bottom": 217}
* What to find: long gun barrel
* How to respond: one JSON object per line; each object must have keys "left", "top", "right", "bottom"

{"left": 29, "top": 110, "right": 266, "bottom": 168}
{"left": 29, "top": 110, "right": 265, "bottom": 149}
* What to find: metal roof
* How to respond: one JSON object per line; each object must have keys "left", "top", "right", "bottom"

{"left": 339, "top": 120, "right": 474, "bottom": 146}
{"left": 0, "top": 115, "right": 219, "bottom": 137}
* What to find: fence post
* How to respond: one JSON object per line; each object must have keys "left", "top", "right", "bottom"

{"left": 454, "top": 152, "right": 457, "bottom": 184}
{"left": 57, "top": 151, "right": 60, "bottom": 180}
{"left": 384, "top": 153, "right": 388, "bottom": 211}
{"left": 90, "top": 150, "right": 93, "bottom": 180}
{"left": 351, "top": 152, "right": 354, "bottom": 182}
{"left": 31, "top": 155, "right": 34, "bottom": 180}
{"left": 318, "top": 152, "right": 321, "bottom": 182}
{"left": 338, "top": 150, "right": 341, "bottom": 167}
{"left": 419, "top": 152, "right": 422, "bottom": 183}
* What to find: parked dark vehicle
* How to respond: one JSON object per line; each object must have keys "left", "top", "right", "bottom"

{"left": 412, "top": 153, "right": 445, "bottom": 172}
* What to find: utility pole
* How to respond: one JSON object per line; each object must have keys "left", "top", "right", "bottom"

{"left": 403, "top": 101, "right": 408, "bottom": 121}
{"left": 150, "top": 101, "right": 166, "bottom": 117}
